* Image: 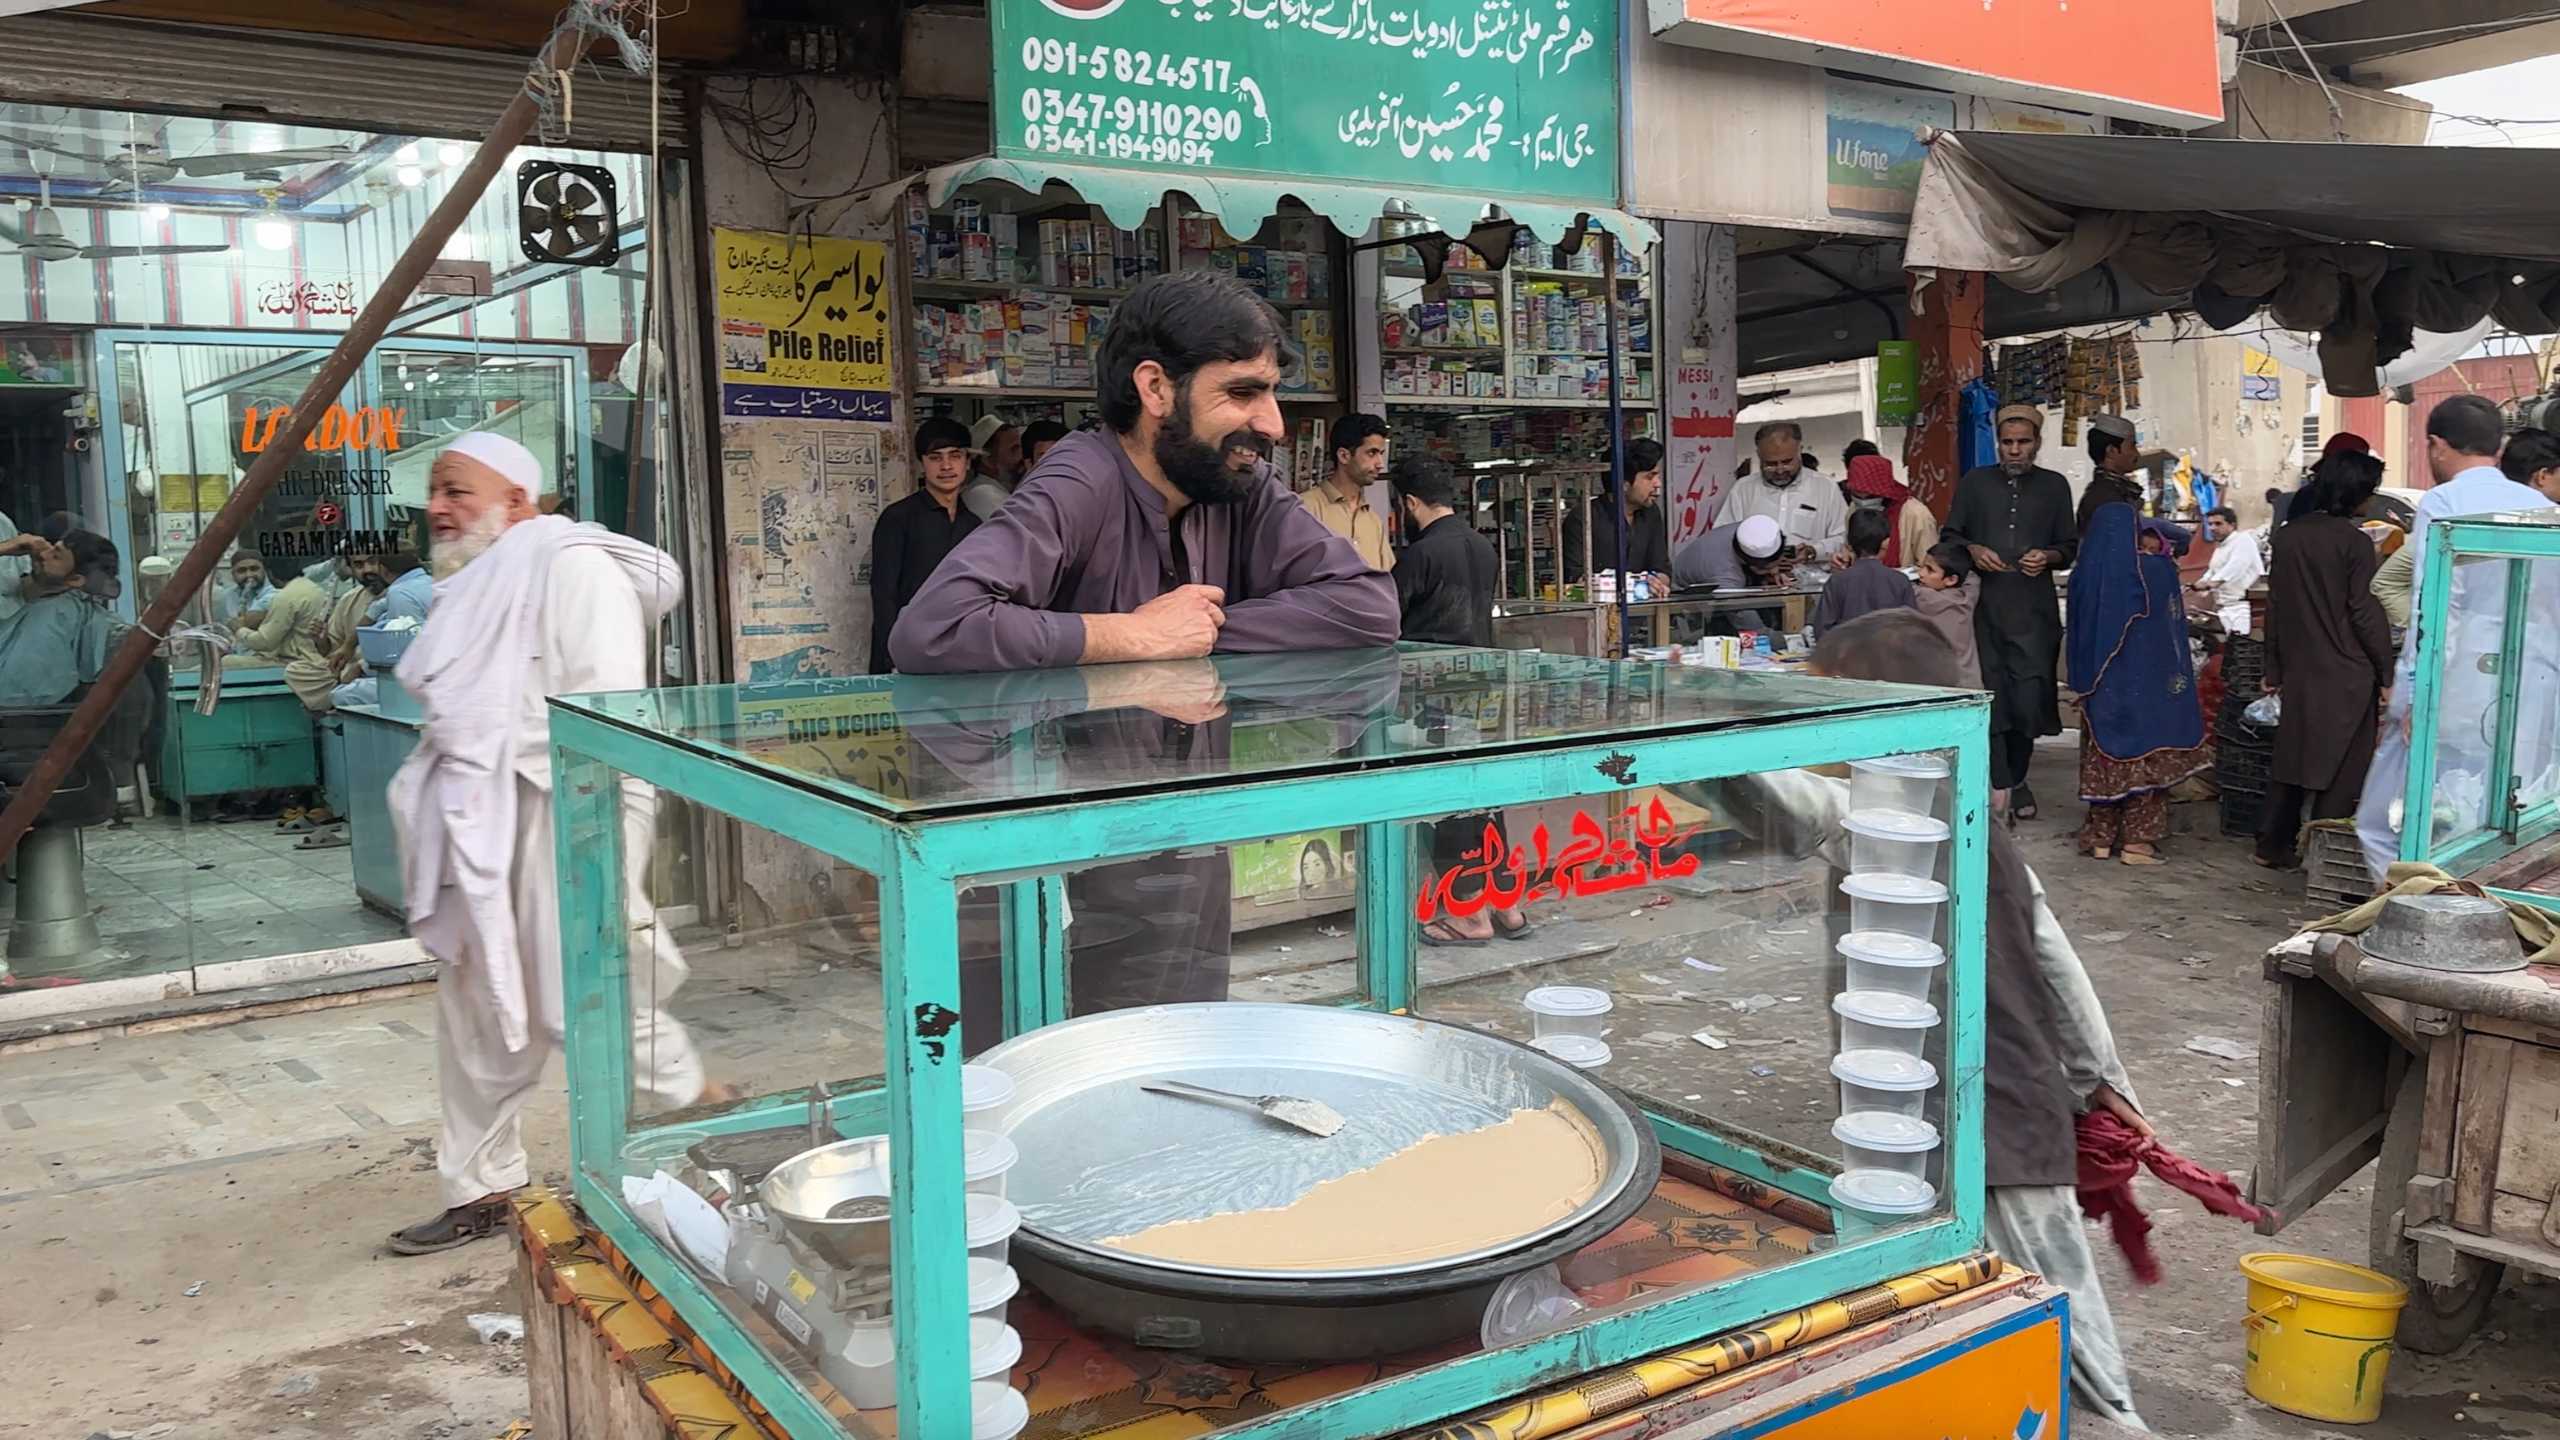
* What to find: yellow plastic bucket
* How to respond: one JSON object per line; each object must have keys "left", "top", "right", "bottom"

{"left": 2239, "top": 1253, "right": 2410, "bottom": 1424}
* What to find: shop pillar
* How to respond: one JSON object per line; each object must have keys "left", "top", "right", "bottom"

{"left": 1657, "top": 220, "right": 1737, "bottom": 549}
{"left": 1903, "top": 270, "right": 1983, "bottom": 520}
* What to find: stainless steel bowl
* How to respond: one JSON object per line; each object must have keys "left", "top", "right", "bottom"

{"left": 759, "top": 1136, "right": 893, "bottom": 1272}
{"left": 2361, "top": 892, "right": 2523, "bottom": 973}
{"left": 980, "top": 1003, "right": 1655, "bottom": 1281}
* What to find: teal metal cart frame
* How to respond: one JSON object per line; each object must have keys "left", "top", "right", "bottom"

{"left": 548, "top": 648, "right": 1992, "bottom": 1439}
{"left": 2402, "top": 512, "right": 2560, "bottom": 913}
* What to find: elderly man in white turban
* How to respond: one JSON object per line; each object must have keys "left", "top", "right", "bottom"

{"left": 386, "top": 431, "right": 719, "bottom": 1254}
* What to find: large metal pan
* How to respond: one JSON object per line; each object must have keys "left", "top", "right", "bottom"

{"left": 983, "top": 1003, "right": 1653, "bottom": 1281}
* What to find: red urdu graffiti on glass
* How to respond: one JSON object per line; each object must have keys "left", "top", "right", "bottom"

{"left": 1414, "top": 797, "right": 1701, "bottom": 924}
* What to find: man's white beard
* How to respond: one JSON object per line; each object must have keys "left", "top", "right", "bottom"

{"left": 431, "top": 506, "right": 513, "bottom": 579}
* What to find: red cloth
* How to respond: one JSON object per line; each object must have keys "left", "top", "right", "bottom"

{"left": 1843, "top": 454, "right": 1913, "bottom": 566}
{"left": 2075, "top": 1109, "right": 2267, "bottom": 1285}
{"left": 2320, "top": 432, "right": 2373, "bottom": 460}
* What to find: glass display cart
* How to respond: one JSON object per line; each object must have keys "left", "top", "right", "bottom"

{"left": 2400, "top": 510, "right": 2560, "bottom": 903}
{"left": 545, "top": 647, "right": 1995, "bottom": 1438}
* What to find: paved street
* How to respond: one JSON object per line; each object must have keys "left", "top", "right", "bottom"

{"left": 3, "top": 744, "right": 2556, "bottom": 1439}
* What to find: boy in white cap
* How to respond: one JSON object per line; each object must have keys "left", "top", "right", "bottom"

{"left": 386, "top": 429, "right": 718, "bottom": 1253}
{"left": 962, "top": 414, "right": 1021, "bottom": 520}
{"left": 1671, "top": 512, "right": 1793, "bottom": 631}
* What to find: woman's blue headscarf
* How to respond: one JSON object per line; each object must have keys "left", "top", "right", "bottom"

{"left": 2068, "top": 500, "right": 2204, "bottom": 761}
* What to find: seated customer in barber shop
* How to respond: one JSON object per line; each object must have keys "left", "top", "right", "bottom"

{"left": 0, "top": 529, "right": 121, "bottom": 707}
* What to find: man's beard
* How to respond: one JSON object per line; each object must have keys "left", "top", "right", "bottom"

{"left": 2000, "top": 456, "right": 2035, "bottom": 477}
{"left": 1760, "top": 466, "right": 1800, "bottom": 490}
{"left": 431, "top": 506, "right": 512, "bottom": 579}
{"left": 1155, "top": 399, "right": 1259, "bottom": 506}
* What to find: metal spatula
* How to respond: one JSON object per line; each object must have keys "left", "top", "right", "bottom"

{"left": 1142, "top": 1079, "right": 1345, "bottom": 1137}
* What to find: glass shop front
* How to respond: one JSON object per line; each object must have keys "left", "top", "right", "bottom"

{"left": 0, "top": 101, "right": 695, "bottom": 996}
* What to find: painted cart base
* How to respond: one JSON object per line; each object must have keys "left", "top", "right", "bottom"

{"left": 510, "top": 1188, "right": 2066, "bottom": 1440}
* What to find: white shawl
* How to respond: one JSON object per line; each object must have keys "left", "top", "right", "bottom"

{"left": 389, "top": 517, "right": 681, "bottom": 1051}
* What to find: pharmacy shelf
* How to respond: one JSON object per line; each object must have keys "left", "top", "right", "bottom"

{"left": 911, "top": 278, "right": 1135, "bottom": 304}
{"left": 1383, "top": 394, "right": 1654, "bottom": 411}
{"left": 1382, "top": 346, "right": 1506, "bottom": 358}
{"left": 914, "top": 383, "right": 1096, "bottom": 400}
{"left": 1509, "top": 266, "right": 1645, "bottom": 284}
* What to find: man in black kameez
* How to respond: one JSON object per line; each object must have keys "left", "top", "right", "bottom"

{"left": 1390, "top": 456, "right": 1531, "bottom": 946}
{"left": 867, "top": 416, "right": 980, "bottom": 674}
{"left": 1936, "top": 405, "right": 2077, "bottom": 820}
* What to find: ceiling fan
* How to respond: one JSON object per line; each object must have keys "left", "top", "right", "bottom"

{"left": 0, "top": 177, "right": 230, "bottom": 263}
{"left": 0, "top": 126, "right": 353, "bottom": 191}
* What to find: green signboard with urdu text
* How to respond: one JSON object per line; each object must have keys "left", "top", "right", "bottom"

{"left": 992, "top": 0, "right": 1622, "bottom": 207}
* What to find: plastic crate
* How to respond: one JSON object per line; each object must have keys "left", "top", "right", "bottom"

{"left": 2219, "top": 780, "right": 2268, "bottom": 838}
{"left": 2218, "top": 743, "right": 2274, "bottom": 784}
{"left": 2303, "top": 820, "right": 2373, "bottom": 912}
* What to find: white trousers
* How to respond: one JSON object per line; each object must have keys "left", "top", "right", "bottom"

{"left": 436, "top": 779, "right": 705, "bottom": 1208}
{"left": 1986, "top": 1185, "right": 2147, "bottom": 1432}
{"left": 2355, "top": 723, "right": 2409, "bottom": 886}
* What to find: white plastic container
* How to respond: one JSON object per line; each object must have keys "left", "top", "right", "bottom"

{"left": 973, "top": 1378, "right": 1031, "bottom": 1440}
{"left": 964, "top": 1129, "right": 1020, "bottom": 1198}
{"left": 844, "top": 1314, "right": 896, "bottom": 1410}
{"left": 1837, "top": 931, "right": 1946, "bottom": 1002}
{"left": 969, "top": 1256, "right": 1021, "bottom": 1327}
{"left": 961, "top": 1063, "right": 1019, "bottom": 1132}
{"left": 1523, "top": 985, "right": 1612, "bottom": 1040}
{"left": 1832, "top": 1048, "right": 1938, "bottom": 1121}
{"left": 1832, "top": 1111, "right": 1941, "bottom": 1186}
{"left": 1848, "top": 754, "right": 1949, "bottom": 818}
{"left": 1828, "top": 1169, "right": 1940, "bottom": 1232}
{"left": 966, "top": 1191, "right": 1022, "bottom": 1266}
{"left": 1530, "top": 1034, "right": 1612, "bottom": 1069}
{"left": 1839, "top": 872, "right": 1948, "bottom": 942}
{"left": 1832, "top": 991, "right": 1940, "bottom": 1058}
{"left": 971, "top": 1316, "right": 1023, "bottom": 1382}
{"left": 1843, "top": 808, "right": 1950, "bottom": 879}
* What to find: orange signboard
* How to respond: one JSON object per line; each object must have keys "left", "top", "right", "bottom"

{"left": 1651, "top": 0, "right": 2224, "bottom": 127}
{"left": 1747, "top": 1302, "right": 2066, "bottom": 1439}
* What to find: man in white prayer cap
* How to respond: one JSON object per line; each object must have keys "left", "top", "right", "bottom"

{"left": 386, "top": 430, "right": 722, "bottom": 1253}
{"left": 1671, "top": 512, "right": 1795, "bottom": 631}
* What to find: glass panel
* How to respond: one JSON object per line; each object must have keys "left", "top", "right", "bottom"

{"left": 559, "top": 650, "right": 1921, "bottom": 816}
{"left": 1415, "top": 747, "right": 1962, "bottom": 1248}
{"left": 612, "top": 809, "right": 906, "bottom": 1439}
{"left": 2424, "top": 551, "right": 2520, "bottom": 848}
{"left": 2516, "top": 557, "right": 2560, "bottom": 815}
{"left": 0, "top": 101, "right": 692, "bottom": 1000}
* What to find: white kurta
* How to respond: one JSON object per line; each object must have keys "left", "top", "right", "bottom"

{"left": 2196, "top": 527, "right": 2264, "bottom": 635}
{"left": 1713, "top": 469, "right": 1848, "bottom": 557}
{"left": 394, "top": 523, "right": 704, "bottom": 1207}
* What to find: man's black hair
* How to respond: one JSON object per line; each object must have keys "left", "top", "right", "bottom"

{"left": 2500, "top": 427, "right": 2560, "bottom": 487}
{"left": 2428, "top": 393, "right": 2506, "bottom": 458}
{"left": 61, "top": 529, "right": 118, "bottom": 590}
{"left": 1842, "top": 438, "right": 1881, "bottom": 471}
{"left": 2306, "top": 451, "right": 2385, "bottom": 518}
{"left": 1845, "top": 505, "right": 1890, "bottom": 558}
{"left": 1096, "top": 269, "right": 1287, "bottom": 433}
{"left": 1021, "top": 418, "right": 1070, "bottom": 456}
{"left": 1391, "top": 454, "right": 1464, "bottom": 511}
{"left": 2087, "top": 427, "right": 2133, "bottom": 467}
{"left": 1329, "top": 412, "right": 1389, "bottom": 467}
{"left": 1924, "top": 540, "right": 1974, "bottom": 582}
{"left": 2207, "top": 506, "right": 2239, "bottom": 525}
{"left": 916, "top": 416, "right": 971, "bottom": 455}
{"left": 1624, "top": 436, "right": 1665, "bottom": 478}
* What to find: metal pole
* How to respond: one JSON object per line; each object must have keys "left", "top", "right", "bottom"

{"left": 0, "top": 18, "right": 607, "bottom": 863}
{"left": 1602, "top": 229, "right": 1629, "bottom": 657}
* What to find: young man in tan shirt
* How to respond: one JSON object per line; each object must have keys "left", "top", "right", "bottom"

{"left": 1301, "top": 412, "right": 1392, "bottom": 571}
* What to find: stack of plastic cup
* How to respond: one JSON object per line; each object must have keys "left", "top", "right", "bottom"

{"left": 1837, "top": 931, "right": 1945, "bottom": 1001}
{"left": 1848, "top": 754, "right": 1950, "bottom": 817}
{"left": 961, "top": 1063, "right": 1019, "bottom": 1134}
{"left": 1843, "top": 808, "right": 1951, "bottom": 880}
{"left": 1523, "top": 985, "right": 1612, "bottom": 1040}
{"left": 1838, "top": 871, "right": 1948, "bottom": 943}
{"left": 963, "top": 1129, "right": 1020, "bottom": 1197}
{"left": 1529, "top": 1034, "right": 1612, "bottom": 1069}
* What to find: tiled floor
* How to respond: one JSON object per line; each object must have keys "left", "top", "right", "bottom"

{"left": 22, "top": 812, "right": 405, "bottom": 981}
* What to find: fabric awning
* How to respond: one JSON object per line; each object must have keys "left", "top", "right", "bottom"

{"left": 1906, "top": 131, "right": 2560, "bottom": 394}
{"left": 916, "top": 155, "right": 1657, "bottom": 251}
